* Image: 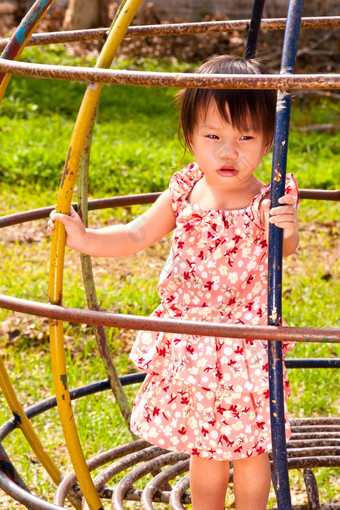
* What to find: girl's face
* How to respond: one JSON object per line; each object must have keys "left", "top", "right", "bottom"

{"left": 190, "top": 101, "right": 270, "bottom": 190}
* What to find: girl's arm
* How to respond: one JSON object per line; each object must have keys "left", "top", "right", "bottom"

{"left": 261, "top": 194, "right": 299, "bottom": 257}
{"left": 47, "top": 190, "right": 176, "bottom": 257}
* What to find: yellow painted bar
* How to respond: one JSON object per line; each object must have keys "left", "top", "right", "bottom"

{"left": 0, "top": 356, "right": 62, "bottom": 484}
{"left": 48, "top": 1, "right": 144, "bottom": 509}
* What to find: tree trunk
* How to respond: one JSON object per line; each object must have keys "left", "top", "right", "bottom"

{"left": 63, "top": 0, "right": 110, "bottom": 30}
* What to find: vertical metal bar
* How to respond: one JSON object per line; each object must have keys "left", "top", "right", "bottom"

{"left": 245, "top": 0, "right": 266, "bottom": 59}
{"left": 77, "top": 109, "right": 136, "bottom": 437}
{"left": 267, "top": 1, "right": 304, "bottom": 509}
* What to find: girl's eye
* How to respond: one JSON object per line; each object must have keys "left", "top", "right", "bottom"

{"left": 240, "top": 135, "right": 254, "bottom": 141}
{"left": 206, "top": 134, "right": 219, "bottom": 140}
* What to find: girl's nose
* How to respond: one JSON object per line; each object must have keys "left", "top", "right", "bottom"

{"left": 217, "top": 141, "right": 238, "bottom": 160}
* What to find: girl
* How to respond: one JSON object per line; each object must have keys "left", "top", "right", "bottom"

{"left": 48, "top": 55, "right": 299, "bottom": 510}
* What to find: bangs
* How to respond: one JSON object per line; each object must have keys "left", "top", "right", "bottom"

{"left": 177, "top": 56, "right": 277, "bottom": 152}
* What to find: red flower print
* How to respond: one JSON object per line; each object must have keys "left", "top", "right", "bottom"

{"left": 201, "top": 427, "right": 209, "bottom": 437}
{"left": 178, "top": 426, "right": 186, "bottom": 435}
{"left": 218, "top": 435, "right": 234, "bottom": 447}
{"left": 216, "top": 405, "right": 227, "bottom": 415}
{"left": 186, "top": 344, "right": 194, "bottom": 355}
{"left": 234, "top": 346, "right": 244, "bottom": 355}
{"left": 229, "top": 405, "right": 240, "bottom": 419}
{"left": 204, "top": 281, "right": 214, "bottom": 290}
{"left": 256, "top": 421, "right": 265, "bottom": 430}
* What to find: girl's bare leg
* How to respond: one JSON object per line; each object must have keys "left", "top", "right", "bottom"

{"left": 233, "top": 453, "right": 271, "bottom": 510}
{"left": 190, "top": 456, "right": 230, "bottom": 510}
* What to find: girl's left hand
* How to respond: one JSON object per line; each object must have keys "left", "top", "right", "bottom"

{"left": 262, "top": 194, "right": 298, "bottom": 239}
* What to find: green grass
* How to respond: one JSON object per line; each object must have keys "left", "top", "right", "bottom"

{"left": 0, "top": 45, "right": 339, "bottom": 508}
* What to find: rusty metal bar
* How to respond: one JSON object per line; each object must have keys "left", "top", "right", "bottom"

{"left": 0, "top": 294, "right": 339, "bottom": 343}
{"left": 0, "top": 58, "right": 339, "bottom": 89}
{"left": 0, "top": 16, "right": 339, "bottom": 51}
{"left": 0, "top": 188, "right": 338, "bottom": 229}
{"left": 112, "top": 452, "right": 188, "bottom": 509}
{"left": 54, "top": 440, "right": 149, "bottom": 506}
{"left": 142, "top": 459, "right": 190, "bottom": 509}
{"left": 169, "top": 473, "right": 191, "bottom": 510}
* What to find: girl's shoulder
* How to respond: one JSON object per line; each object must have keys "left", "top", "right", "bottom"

{"left": 169, "top": 163, "right": 203, "bottom": 213}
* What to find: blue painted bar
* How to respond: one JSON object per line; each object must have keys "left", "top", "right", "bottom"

{"left": 267, "top": 0, "right": 304, "bottom": 509}
{"left": 245, "top": 0, "right": 266, "bottom": 59}
{"left": 0, "top": 0, "right": 55, "bottom": 84}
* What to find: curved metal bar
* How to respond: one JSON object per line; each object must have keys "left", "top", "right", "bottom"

{"left": 0, "top": 469, "right": 64, "bottom": 510}
{"left": 1, "top": 295, "right": 339, "bottom": 343}
{"left": 142, "top": 458, "right": 190, "bottom": 509}
{"left": 0, "top": 188, "right": 338, "bottom": 229}
{"left": 112, "top": 451, "right": 188, "bottom": 509}
{"left": 0, "top": 357, "right": 64, "bottom": 487}
{"left": 0, "top": 442, "right": 30, "bottom": 494}
{"left": 54, "top": 440, "right": 149, "bottom": 506}
{"left": 0, "top": 16, "right": 339, "bottom": 51}
{"left": 47, "top": 2, "right": 144, "bottom": 510}
{"left": 0, "top": 58, "right": 339, "bottom": 89}
{"left": 0, "top": 0, "right": 56, "bottom": 103}
{"left": 245, "top": 0, "right": 265, "bottom": 59}
{"left": 169, "top": 473, "right": 191, "bottom": 510}
{"left": 267, "top": 1, "right": 304, "bottom": 508}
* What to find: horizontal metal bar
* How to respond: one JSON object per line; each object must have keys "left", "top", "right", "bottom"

{"left": 0, "top": 189, "right": 338, "bottom": 229}
{"left": 0, "top": 294, "right": 339, "bottom": 343}
{"left": 0, "top": 17, "right": 339, "bottom": 51}
{"left": 0, "top": 58, "right": 339, "bottom": 89}
{"left": 285, "top": 359, "right": 340, "bottom": 369}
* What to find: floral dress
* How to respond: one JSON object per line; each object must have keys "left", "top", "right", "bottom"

{"left": 130, "top": 163, "right": 299, "bottom": 460}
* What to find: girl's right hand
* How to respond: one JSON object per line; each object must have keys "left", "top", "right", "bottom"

{"left": 47, "top": 206, "right": 86, "bottom": 248}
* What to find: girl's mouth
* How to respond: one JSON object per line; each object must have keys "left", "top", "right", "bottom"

{"left": 217, "top": 166, "right": 238, "bottom": 177}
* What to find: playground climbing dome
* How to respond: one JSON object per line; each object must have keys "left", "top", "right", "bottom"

{"left": 0, "top": 0, "right": 339, "bottom": 509}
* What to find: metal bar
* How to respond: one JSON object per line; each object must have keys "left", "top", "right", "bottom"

{"left": 285, "top": 359, "right": 340, "bottom": 369}
{"left": 77, "top": 105, "right": 136, "bottom": 437}
{"left": 1, "top": 295, "right": 339, "bottom": 343}
{"left": 245, "top": 0, "right": 265, "bottom": 59}
{"left": 47, "top": 2, "right": 144, "bottom": 510}
{"left": 268, "top": 1, "right": 304, "bottom": 508}
{"left": 0, "top": 0, "right": 56, "bottom": 103}
{"left": 0, "top": 357, "right": 64, "bottom": 486}
{"left": 0, "top": 58, "right": 339, "bottom": 89}
{"left": 0, "top": 17, "right": 339, "bottom": 51}
{"left": 0, "top": 188, "right": 338, "bottom": 229}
